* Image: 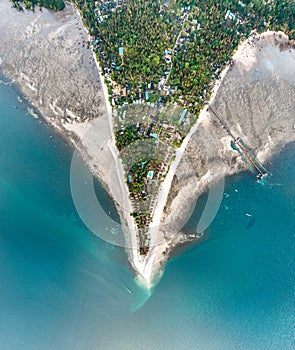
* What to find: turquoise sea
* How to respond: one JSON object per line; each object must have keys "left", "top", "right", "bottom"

{"left": 0, "top": 77, "right": 293, "bottom": 350}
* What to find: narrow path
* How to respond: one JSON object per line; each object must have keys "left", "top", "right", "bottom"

{"left": 164, "top": 14, "right": 188, "bottom": 86}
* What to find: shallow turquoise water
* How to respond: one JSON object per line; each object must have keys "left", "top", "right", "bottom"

{"left": 0, "top": 77, "right": 293, "bottom": 349}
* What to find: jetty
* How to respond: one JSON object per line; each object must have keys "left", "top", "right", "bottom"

{"left": 208, "top": 106, "right": 268, "bottom": 179}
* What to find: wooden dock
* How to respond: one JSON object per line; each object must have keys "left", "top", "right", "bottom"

{"left": 208, "top": 106, "right": 268, "bottom": 179}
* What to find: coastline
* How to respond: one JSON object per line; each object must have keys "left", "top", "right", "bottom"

{"left": 71, "top": 28, "right": 295, "bottom": 287}
{"left": 0, "top": 1, "right": 294, "bottom": 288}
{"left": 158, "top": 30, "right": 295, "bottom": 258}
{"left": 136, "top": 29, "right": 295, "bottom": 284}
{"left": 0, "top": 0, "right": 154, "bottom": 287}
{"left": 74, "top": 4, "right": 155, "bottom": 286}
{"left": 139, "top": 50, "right": 233, "bottom": 284}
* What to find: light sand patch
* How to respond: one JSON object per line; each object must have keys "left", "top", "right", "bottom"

{"left": 160, "top": 31, "right": 295, "bottom": 261}
{"left": 0, "top": 0, "right": 294, "bottom": 286}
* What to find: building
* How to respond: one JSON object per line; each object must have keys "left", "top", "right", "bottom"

{"left": 146, "top": 122, "right": 155, "bottom": 136}
{"left": 121, "top": 88, "right": 127, "bottom": 97}
{"left": 225, "top": 9, "right": 240, "bottom": 24}
{"left": 147, "top": 171, "right": 154, "bottom": 180}
{"left": 179, "top": 109, "right": 187, "bottom": 123}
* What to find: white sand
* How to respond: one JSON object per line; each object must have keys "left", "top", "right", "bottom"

{"left": 1, "top": 1, "right": 294, "bottom": 288}
{"left": 157, "top": 31, "right": 295, "bottom": 270}
{"left": 142, "top": 60, "right": 232, "bottom": 284}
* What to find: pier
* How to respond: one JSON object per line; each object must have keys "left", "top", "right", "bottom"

{"left": 208, "top": 106, "right": 268, "bottom": 179}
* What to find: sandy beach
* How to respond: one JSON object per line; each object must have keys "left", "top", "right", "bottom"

{"left": 158, "top": 31, "right": 295, "bottom": 261}
{"left": 135, "top": 31, "right": 295, "bottom": 284}
{"left": 0, "top": 1, "right": 114, "bottom": 188}
{"left": 0, "top": 0, "right": 130, "bottom": 224}
{"left": 0, "top": 0, "right": 294, "bottom": 287}
{"left": 0, "top": 0, "right": 153, "bottom": 286}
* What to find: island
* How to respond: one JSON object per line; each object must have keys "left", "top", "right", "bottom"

{"left": 0, "top": 0, "right": 294, "bottom": 287}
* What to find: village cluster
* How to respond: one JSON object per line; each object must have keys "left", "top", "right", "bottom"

{"left": 90, "top": 0, "right": 245, "bottom": 111}
{"left": 83, "top": 0, "right": 288, "bottom": 256}
{"left": 87, "top": 0, "right": 252, "bottom": 255}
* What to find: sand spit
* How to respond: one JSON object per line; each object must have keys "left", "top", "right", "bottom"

{"left": 0, "top": 0, "right": 294, "bottom": 287}
{"left": 0, "top": 1, "right": 151, "bottom": 286}
{"left": 0, "top": 0, "right": 131, "bottom": 269}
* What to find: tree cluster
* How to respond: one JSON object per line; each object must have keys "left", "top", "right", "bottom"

{"left": 12, "top": 0, "right": 65, "bottom": 11}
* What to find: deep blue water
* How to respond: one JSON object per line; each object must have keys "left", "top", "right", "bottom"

{"left": 0, "top": 77, "right": 293, "bottom": 350}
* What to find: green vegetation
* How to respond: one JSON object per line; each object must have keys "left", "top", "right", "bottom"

{"left": 168, "top": 0, "right": 295, "bottom": 114}
{"left": 12, "top": 0, "right": 294, "bottom": 109}
{"left": 12, "top": 0, "right": 65, "bottom": 11}
{"left": 127, "top": 158, "right": 159, "bottom": 194}
{"left": 73, "top": 0, "right": 294, "bottom": 115}
{"left": 116, "top": 125, "right": 140, "bottom": 151}
{"left": 13, "top": 0, "right": 294, "bottom": 253}
{"left": 97, "top": 0, "right": 174, "bottom": 96}
{"left": 130, "top": 212, "right": 148, "bottom": 231}
{"left": 13, "top": 0, "right": 294, "bottom": 112}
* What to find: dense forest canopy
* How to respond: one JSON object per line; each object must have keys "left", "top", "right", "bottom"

{"left": 69, "top": 0, "right": 294, "bottom": 113}
{"left": 11, "top": 0, "right": 295, "bottom": 114}
{"left": 12, "top": 0, "right": 65, "bottom": 11}
{"left": 9, "top": 0, "right": 295, "bottom": 245}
